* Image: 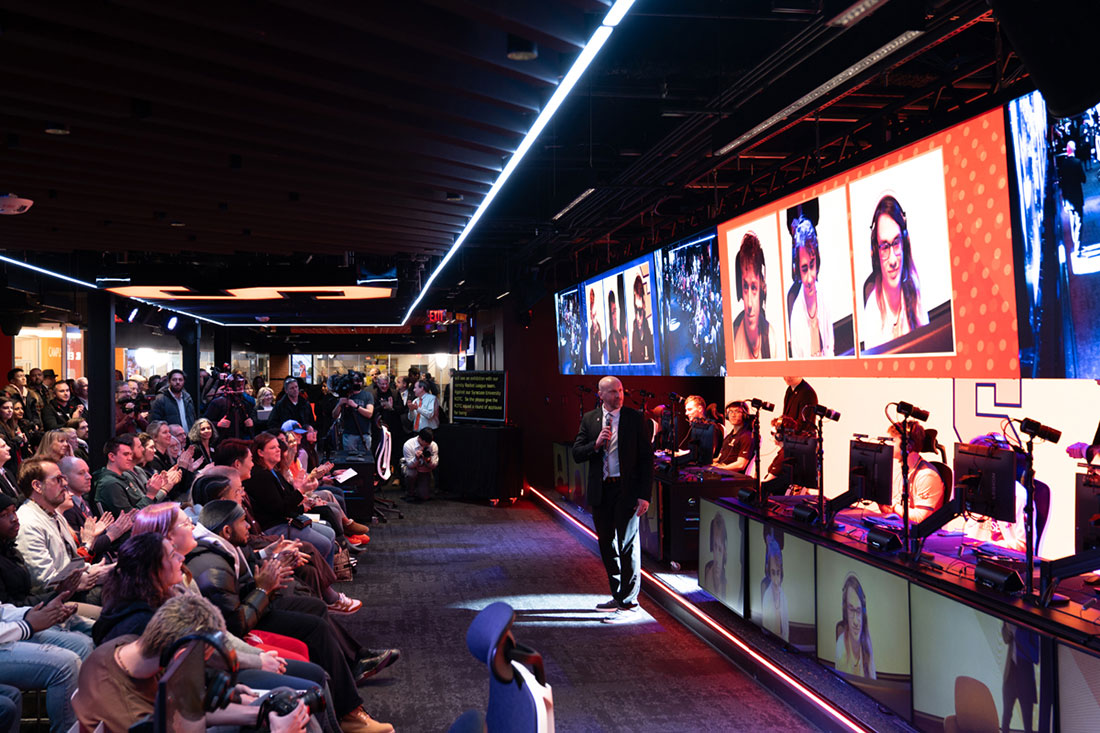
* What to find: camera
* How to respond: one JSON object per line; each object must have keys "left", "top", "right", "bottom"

{"left": 331, "top": 370, "right": 365, "bottom": 398}
{"left": 258, "top": 687, "right": 326, "bottom": 720}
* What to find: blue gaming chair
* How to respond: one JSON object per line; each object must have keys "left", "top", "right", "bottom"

{"left": 448, "top": 602, "right": 555, "bottom": 733}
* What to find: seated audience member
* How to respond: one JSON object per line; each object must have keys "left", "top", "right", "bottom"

{"left": 94, "top": 435, "right": 169, "bottom": 515}
{"left": 63, "top": 417, "right": 90, "bottom": 462}
{"left": 59, "top": 456, "right": 133, "bottom": 561}
{"left": 0, "top": 399, "right": 29, "bottom": 473}
{"left": 683, "top": 396, "right": 720, "bottom": 466}
{"left": 114, "top": 380, "right": 146, "bottom": 435}
{"left": 188, "top": 500, "right": 395, "bottom": 731}
{"left": 194, "top": 465, "right": 353, "bottom": 610}
{"left": 963, "top": 433, "right": 1036, "bottom": 553}
{"left": 877, "top": 422, "right": 944, "bottom": 523}
{"left": 33, "top": 429, "right": 73, "bottom": 463}
{"left": 145, "top": 420, "right": 174, "bottom": 473}
{"left": 280, "top": 429, "right": 364, "bottom": 543}
{"left": 148, "top": 368, "right": 196, "bottom": 429}
{"left": 714, "top": 400, "right": 754, "bottom": 473}
{"left": 15, "top": 458, "right": 110, "bottom": 596}
{"left": 120, "top": 508, "right": 341, "bottom": 724}
{"left": 0, "top": 591, "right": 93, "bottom": 733}
{"left": 75, "top": 594, "right": 317, "bottom": 733}
{"left": 0, "top": 439, "right": 18, "bottom": 501}
{"left": 272, "top": 376, "right": 314, "bottom": 430}
{"left": 243, "top": 433, "right": 338, "bottom": 564}
{"left": 41, "top": 380, "right": 84, "bottom": 432}
{"left": 402, "top": 428, "right": 439, "bottom": 501}
{"left": 189, "top": 416, "right": 218, "bottom": 466}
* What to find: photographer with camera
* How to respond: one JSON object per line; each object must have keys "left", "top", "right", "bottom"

{"left": 74, "top": 594, "right": 318, "bottom": 733}
{"left": 330, "top": 372, "right": 373, "bottom": 455}
{"left": 115, "top": 381, "right": 148, "bottom": 435}
{"left": 401, "top": 428, "right": 438, "bottom": 502}
{"left": 205, "top": 371, "right": 258, "bottom": 443}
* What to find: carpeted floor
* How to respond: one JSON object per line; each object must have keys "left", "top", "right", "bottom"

{"left": 335, "top": 494, "right": 819, "bottom": 732}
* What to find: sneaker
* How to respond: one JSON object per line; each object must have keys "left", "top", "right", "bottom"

{"left": 602, "top": 605, "right": 641, "bottom": 624}
{"left": 346, "top": 534, "right": 371, "bottom": 546}
{"left": 595, "top": 599, "right": 620, "bottom": 611}
{"left": 339, "top": 707, "right": 394, "bottom": 733}
{"left": 355, "top": 648, "right": 400, "bottom": 682}
{"left": 327, "top": 592, "right": 362, "bottom": 615}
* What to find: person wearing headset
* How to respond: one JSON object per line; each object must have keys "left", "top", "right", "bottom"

{"left": 861, "top": 195, "right": 928, "bottom": 350}
{"left": 732, "top": 232, "right": 779, "bottom": 360}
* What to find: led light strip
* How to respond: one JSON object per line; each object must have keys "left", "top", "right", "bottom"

{"left": 400, "top": 0, "right": 637, "bottom": 325}
{"left": 524, "top": 484, "right": 869, "bottom": 733}
{"left": 666, "top": 232, "right": 717, "bottom": 254}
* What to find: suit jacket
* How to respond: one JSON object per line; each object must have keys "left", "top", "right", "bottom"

{"left": 573, "top": 406, "right": 653, "bottom": 506}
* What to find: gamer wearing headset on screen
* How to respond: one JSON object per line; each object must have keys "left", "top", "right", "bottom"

{"left": 835, "top": 573, "right": 876, "bottom": 679}
{"left": 587, "top": 287, "right": 604, "bottom": 366}
{"left": 702, "top": 510, "right": 727, "bottom": 599}
{"left": 788, "top": 217, "right": 835, "bottom": 358}
{"left": 732, "top": 232, "right": 780, "bottom": 360}
{"left": 861, "top": 195, "right": 928, "bottom": 350}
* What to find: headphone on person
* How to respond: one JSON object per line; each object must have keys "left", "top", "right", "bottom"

{"left": 869, "top": 195, "right": 910, "bottom": 284}
{"left": 159, "top": 631, "right": 239, "bottom": 712}
{"left": 734, "top": 231, "right": 768, "bottom": 305}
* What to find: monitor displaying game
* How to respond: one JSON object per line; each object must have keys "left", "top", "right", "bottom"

{"left": 816, "top": 546, "right": 912, "bottom": 719}
{"left": 746, "top": 519, "right": 816, "bottom": 652}
{"left": 699, "top": 499, "right": 745, "bottom": 616}
{"left": 911, "top": 584, "right": 1047, "bottom": 733}
{"left": 581, "top": 253, "right": 663, "bottom": 376}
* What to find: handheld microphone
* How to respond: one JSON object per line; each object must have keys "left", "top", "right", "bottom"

{"left": 896, "top": 401, "right": 929, "bottom": 422}
{"left": 749, "top": 397, "right": 774, "bottom": 412}
{"left": 814, "top": 404, "right": 841, "bottom": 422}
{"left": 1018, "top": 417, "right": 1061, "bottom": 444}
{"left": 604, "top": 413, "right": 613, "bottom": 428}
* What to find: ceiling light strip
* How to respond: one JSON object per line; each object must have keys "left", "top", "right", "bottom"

{"left": 401, "top": 0, "right": 636, "bottom": 325}
{"left": 524, "top": 484, "right": 868, "bottom": 733}
{"left": 667, "top": 232, "right": 717, "bottom": 254}
{"left": 0, "top": 254, "right": 99, "bottom": 290}
{"left": 715, "top": 30, "right": 924, "bottom": 157}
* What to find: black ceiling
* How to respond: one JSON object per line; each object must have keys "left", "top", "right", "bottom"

{"left": 0, "top": 0, "right": 1035, "bottom": 337}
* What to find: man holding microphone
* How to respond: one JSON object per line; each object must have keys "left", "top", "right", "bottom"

{"left": 573, "top": 376, "right": 653, "bottom": 622}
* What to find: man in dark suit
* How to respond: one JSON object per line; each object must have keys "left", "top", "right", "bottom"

{"left": 573, "top": 376, "right": 653, "bottom": 622}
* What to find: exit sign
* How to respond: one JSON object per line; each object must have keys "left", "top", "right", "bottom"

{"left": 427, "top": 309, "right": 447, "bottom": 323}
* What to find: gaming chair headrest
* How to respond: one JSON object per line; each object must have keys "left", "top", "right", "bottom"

{"left": 466, "top": 601, "right": 516, "bottom": 684}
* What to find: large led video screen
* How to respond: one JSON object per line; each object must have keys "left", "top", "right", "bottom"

{"left": 657, "top": 229, "right": 726, "bottom": 375}
{"left": 699, "top": 499, "right": 745, "bottom": 616}
{"left": 911, "top": 585, "right": 1047, "bottom": 733}
{"left": 1058, "top": 643, "right": 1100, "bottom": 732}
{"left": 718, "top": 107, "right": 1017, "bottom": 378}
{"left": 746, "top": 520, "right": 815, "bottom": 652}
{"left": 1008, "top": 89, "right": 1100, "bottom": 378}
{"left": 553, "top": 285, "right": 584, "bottom": 375}
{"left": 816, "top": 547, "right": 911, "bottom": 719}
{"left": 581, "top": 253, "right": 663, "bottom": 376}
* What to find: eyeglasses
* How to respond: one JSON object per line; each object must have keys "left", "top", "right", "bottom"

{"left": 877, "top": 236, "right": 903, "bottom": 259}
{"left": 845, "top": 602, "right": 862, "bottom": 616}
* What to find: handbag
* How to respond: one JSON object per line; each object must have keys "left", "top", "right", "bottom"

{"left": 290, "top": 514, "right": 313, "bottom": 530}
{"left": 333, "top": 545, "right": 354, "bottom": 583}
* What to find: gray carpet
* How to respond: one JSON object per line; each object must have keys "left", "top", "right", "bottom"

{"left": 336, "top": 495, "right": 819, "bottom": 732}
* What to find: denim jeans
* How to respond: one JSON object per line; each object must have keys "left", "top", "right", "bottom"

{"left": 269, "top": 521, "right": 337, "bottom": 567}
{"left": 0, "top": 635, "right": 86, "bottom": 732}
{"left": 0, "top": 685, "right": 19, "bottom": 733}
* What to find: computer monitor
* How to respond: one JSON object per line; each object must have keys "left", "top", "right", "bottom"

{"left": 699, "top": 499, "right": 745, "bottom": 617}
{"left": 781, "top": 434, "right": 817, "bottom": 489}
{"left": 954, "top": 442, "right": 1017, "bottom": 523}
{"left": 848, "top": 439, "right": 894, "bottom": 505}
{"left": 1074, "top": 470, "right": 1100, "bottom": 553}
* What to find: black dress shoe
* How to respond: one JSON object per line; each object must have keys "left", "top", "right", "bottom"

{"left": 355, "top": 648, "right": 401, "bottom": 683}
{"left": 595, "top": 599, "right": 620, "bottom": 611}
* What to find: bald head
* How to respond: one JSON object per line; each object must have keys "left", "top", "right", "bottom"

{"left": 58, "top": 456, "right": 92, "bottom": 496}
{"left": 597, "top": 377, "right": 623, "bottom": 411}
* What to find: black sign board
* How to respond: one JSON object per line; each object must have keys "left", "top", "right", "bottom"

{"left": 452, "top": 370, "right": 507, "bottom": 423}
